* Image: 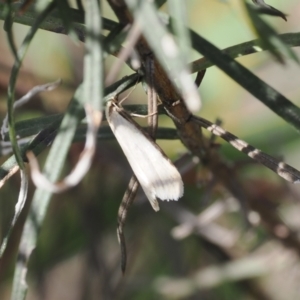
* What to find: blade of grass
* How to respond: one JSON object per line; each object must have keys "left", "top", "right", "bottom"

{"left": 2, "top": 103, "right": 166, "bottom": 141}
{"left": 76, "top": 0, "right": 84, "bottom": 12}
{"left": 0, "top": 3, "right": 118, "bottom": 40}
{"left": 6, "top": 1, "right": 56, "bottom": 171}
{"left": 54, "top": 0, "right": 79, "bottom": 41}
{"left": 84, "top": 0, "right": 103, "bottom": 111}
{"left": 191, "top": 32, "right": 300, "bottom": 72}
{"left": 11, "top": 84, "right": 84, "bottom": 300}
{"left": 167, "top": 0, "right": 191, "bottom": 66}
{"left": 0, "top": 169, "right": 28, "bottom": 257}
{"left": 155, "top": 0, "right": 167, "bottom": 8}
{"left": 124, "top": 0, "right": 201, "bottom": 112}
{"left": 189, "top": 29, "right": 300, "bottom": 132}
{"left": 252, "top": 0, "right": 287, "bottom": 21}
{"left": 3, "top": 1, "right": 19, "bottom": 62}
{"left": 244, "top": 1, "right": 298, "bottom": 63}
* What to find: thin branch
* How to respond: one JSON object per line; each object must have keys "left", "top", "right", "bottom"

{"left": 192, "top": 115, "right": 300, "bottom": 183}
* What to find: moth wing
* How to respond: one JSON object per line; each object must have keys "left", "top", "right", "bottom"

{"left": 106, "top": 104, "right": 183, "bottom": 211}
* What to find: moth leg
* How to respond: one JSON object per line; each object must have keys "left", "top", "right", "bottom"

{"left": 129, "top": 111, "right": 157, "bottom": 119}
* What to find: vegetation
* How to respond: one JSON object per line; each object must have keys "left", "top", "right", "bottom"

{"left": 0, "top": 0, "right": 300, "bottom": 299}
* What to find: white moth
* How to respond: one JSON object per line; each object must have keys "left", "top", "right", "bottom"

{"left": 106, "top": 98, "right": 184, "bottom": 211}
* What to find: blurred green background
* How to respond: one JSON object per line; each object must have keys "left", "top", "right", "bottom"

{"left": 1, "top": 0, "right": 300, "bottom": 299}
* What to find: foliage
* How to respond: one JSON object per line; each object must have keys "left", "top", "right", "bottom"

{"left": 0, "top": 0, "right": 300, "bottom": 299}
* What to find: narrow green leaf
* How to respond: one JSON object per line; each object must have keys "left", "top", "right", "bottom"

{"left": 3, "top": 1, "right": 19, "bottom": 62}
{"left": 0, "top": 3, "right": 118, "bottom": 39}
{"left": 6, "top": 2, "right": 56, "bottom": 171}
{"left": 84, "top": 0, "right": 103, "bottom": 111}
{"left": 168, "top": 0, "right": 191, "bottom": 65}
{"left": 103, "top": 24, "right": 126, "bottom": 57}
{"left": 11, "top": 85, "right": 84, "bottom": 300}
{"left": 76, "top": 0, "right": 84, "bottom": 12}
{"left": 2, "top": 114, "right": 63, "bottom": 141}
{"left": 124, "top": 0, "right": 201, "bottom": 112}
{"left": 54, "top": 0, "right": 78, "bottom": 41}
{"left": 189, "top": 29, "right": 300, "bottom": 132}
{"left": 244, "top": 1, "right": 298, "bottom": 64}
{"left": 0, "top": 169, "right": 28, "bottom": 257}
{"left": 191, "top": 33, "right": 300, "bottom": 72}
{"left": 155, "top": 0, "right": 167, "bottom": 8}
{"left": 252, "top": 0, "right": 287, "bottom": 21}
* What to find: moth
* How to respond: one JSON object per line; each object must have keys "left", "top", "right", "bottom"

{"left": 105, "top": 98, "right": 184, "bottom": 211}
